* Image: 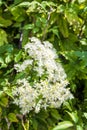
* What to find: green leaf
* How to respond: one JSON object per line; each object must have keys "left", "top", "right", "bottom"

{"left": 15, "top": 72, "right": 26, "bottom": 80}
{"left": 37, "top": 110, "right": 49, "bottom": 119}
{"left": 10, "top": 6, "right": 25, "bottom": 22}
{"left": 23, "top": 24, "right": 34, "bottom": 30}
{"left": 78, "top": 0, "right": 85, "bottom": 4}
{"left": 53, "top": 121, "right": 73, "bottom": 130}
{"left": 50, "top": 109, "right": 61, "bottom": 120}
{"left": 0, "top": 0, "right": 2, "bottom": 6}
{"left": 0, "top": 57, "right": 4, "bottom": 64}
{"left": 32, "top": 118, "right": 38, "bottom": 130}
{"left": 0, "top": 57, "right": 7, "bottom": 68}
{"left": 76, "top": 125, "right": 83, "bottom": 130}
{"left": 5, "top": 54, "right": 12, "bottom": 64}
{"left": 83, "top": 112, "right": 87, "bottom": 119}
{"left": 14, "top": 51, "right": 22, "bottom": 62}
{"left": 41, "top": 1, "right": 56, "bottom": 8}
{"left": 33, "top": 27, "right": 39, "bottom": 34}
{"left": 0, "top": 97, "right": 8, "bottom": 107}
{"left": 18, "top": 2, "right": 30, "bottom": 7}
{"left": 4, "top": 88, "right": 13, "bottom": 98}
{"left": 58, "top": 16, "right": 69, "bottom": 38}
{"left": 49, "top": 26, "right": 59, "bottom": 37}
{"left": 65, "top": 8, "right": 79, "bottom": 25}
{"left": 63, "top": 102, "right": 72, "bottom": 111}
{"left": 0, "top": 16, "right": 12, "bottom": 27}
{"left": 8, "top": 113, "right": 18, "bottom": 122}
{"left": 0, "top": 29, "right": 8, "bottom": 46}
{"left": 26, "top": 1, "right": 40, "bottom": 13}
{"left": 22, "top": 30, "right": 29, "bottom": 46}
{"left": 0, "top": 44, "right": 13, "bottom": 54}
{"left": 66, "top": 111, "right": 78, "bottom": 123}
{"left": 57, "top": 5, "right": 65, "bottom": 13}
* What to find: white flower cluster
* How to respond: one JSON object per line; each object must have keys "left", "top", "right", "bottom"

{"left": 13, "top": 37, "right": 73, "bottom": 114}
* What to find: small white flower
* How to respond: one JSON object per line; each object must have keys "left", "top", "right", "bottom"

{"left": 43, "top": 41, "right": 53, "bottom": 49}
{"left": 15, "top": 59, "right": 33, "bottom": 72}
{"left": 13, "top": 37, "right": 73, "bottom": 114}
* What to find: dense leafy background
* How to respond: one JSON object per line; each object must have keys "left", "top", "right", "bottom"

{"left": 0, "top": 0, "right": 87, "bottom": 130}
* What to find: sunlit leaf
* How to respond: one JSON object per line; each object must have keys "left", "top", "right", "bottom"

{"left": 83, "top": 112, "right": 87, "bottom": 119}
{"left": 8, "top": 113, "right": 18, "bottom": 122}
{"left": 53, "top": 121, "right": 73, "bottom": 130}
{"left": 66, "top": 111, "right": 78, "bottom": 123}
{"left": 0, "top": 29, "right": 8, "bottom": 46}
{"left": 14, "top": 51, "right": 22, "bottom": 62}
{"left": 76, "top": 125, "right": 83, "bottom": 130}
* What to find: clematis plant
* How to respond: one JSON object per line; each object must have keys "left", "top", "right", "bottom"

{"left": 13, "top": 37, "right": 73, "bottom": 115}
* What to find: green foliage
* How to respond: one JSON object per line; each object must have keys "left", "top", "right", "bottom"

{"left": 8, "top": 113, "right": 18, "bottom": 122}
{"left": 53, "top": 121, "right": 73, "bottom": 130}
{"left": 0, "top": 0, "right": 87, "bottom": 130}
{"left": 0, "top": 29, "right": 8, "bottom": 46}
